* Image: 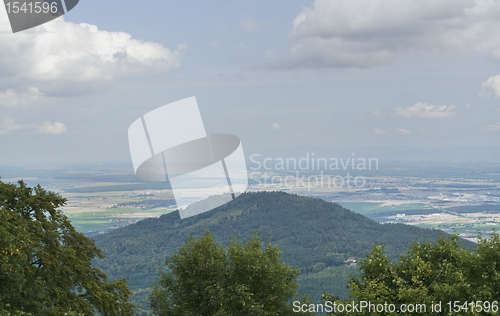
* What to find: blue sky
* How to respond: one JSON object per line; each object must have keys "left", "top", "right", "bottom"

{"left": 1, "top": 0, "right": 500, "bottom": 163}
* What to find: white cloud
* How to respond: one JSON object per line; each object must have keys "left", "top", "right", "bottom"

{"left": 482, "top": 122, "right": 500, "bottom": 131}
{"left": 395, "top": 128, "right": 410, "bottom": 135}
{"left": 0, "top": 118, "right": 67, "bottom": 136}
{"left": 396, "top": 102, "right": 457, "bottom": 119}
{"left": 0, "top": 118, "right": 23, "bottom": 136}
{"left": 0, "top": 88, "right": 45, "bottom": 108}
{"left": 38, "top": 121, "right": 67, "bottom": 135}
{"left": 271, "top": 122, "right": 281, "bottom": 130}
{"left": 374, "top": 128, "right": 387, "bottom": 135}
{"left": 276, "top": 0, "right": 500, "bottom": 68}
{"left": 0, "top": 9, "right": 185, "bottom": 85}
{"left": 479, "top": 75, "right": 500, "bottom": 98}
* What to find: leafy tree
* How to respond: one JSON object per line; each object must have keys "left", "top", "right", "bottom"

{"left": 323, "top": 233, "right": 500, "bottom": 315}
{"left": 0, "top": 180, "right": 135, "bottom": 316}
{"left": 150, "top": 231, "right": 310, "bottom": 316}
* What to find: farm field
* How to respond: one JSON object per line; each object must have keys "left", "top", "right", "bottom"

{"left": 63, "top": 206, "right": 174, "bottom": 235}
{"left": 60, "top": 190, "right": 176, "bottom": 235}
{"left": 337, "top": 202, "right": 432, "bottom": 214}
{"left": 3, "top": 162, "right": 500, "bottom": 241}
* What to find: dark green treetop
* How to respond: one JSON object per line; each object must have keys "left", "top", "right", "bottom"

{"left": 324, "top": 233, "right": 500, "bottom": 315}
{"left": 0, "top": 180, "right": 135, "bottom": 316}
{"left": 150, "top": 231, "right": 312, "bottom": 316}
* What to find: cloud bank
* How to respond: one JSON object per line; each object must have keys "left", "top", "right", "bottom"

{"left": 396, "top": 102, "right": 457, "bottom": 118}
{"left": 0, "top": 88, "right": 45, "bottom": 108}
{"left": 479, "top": 75, "right": 500, "bottom": 98}
{"left": 0, "top": 118, "right": 22, "bottom": 136}
{"left": 276, "top": 0, "right": 500, "bottom": 69}
{"left": 0, "top": 9, "right": 185, "bottom": 84}
{"left": 0, "top": 118, "right": 67, "bottom": 136}
{"left": 38, "top": 121, "right": 67, "bottom": 135}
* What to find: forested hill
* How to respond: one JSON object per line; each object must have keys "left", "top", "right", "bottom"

{"left": 92, "top": 191, "right": 458, "bottom": 312}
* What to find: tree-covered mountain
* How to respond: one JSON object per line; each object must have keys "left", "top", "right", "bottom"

{"left": 92, "top": 191, "right": 465, "bottom": 313}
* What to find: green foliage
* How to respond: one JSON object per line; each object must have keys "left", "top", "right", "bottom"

{"left": 93, "top": 191, "right": 453, "bottom": 308}
{"left": 324, "top": 233, "right": 500, "bottom": 315}
{"left": 150, "top": 232, "right": 306, "bottom": 316}
{"left": 0, "top": 180, "right": 135, "bottom": 316}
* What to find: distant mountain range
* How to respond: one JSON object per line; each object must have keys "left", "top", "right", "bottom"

{"left": 92, "top": 191, "right": 467, "bottom": 313}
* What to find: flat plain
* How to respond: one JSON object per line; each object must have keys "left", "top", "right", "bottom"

{"left": 1, "top": 160, "right": 499, "bottom": 241}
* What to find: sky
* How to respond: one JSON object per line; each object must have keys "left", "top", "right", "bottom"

{"left": 1, "top": 0, "right": 500, "bottom": 164}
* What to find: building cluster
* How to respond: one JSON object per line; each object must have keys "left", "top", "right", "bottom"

{"left": 344, "top": 258, "right": 357, "bottom": 267}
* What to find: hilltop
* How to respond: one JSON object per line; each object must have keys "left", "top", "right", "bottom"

{"left": 92, "top": 191, "right": 459, "bottom": 312}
